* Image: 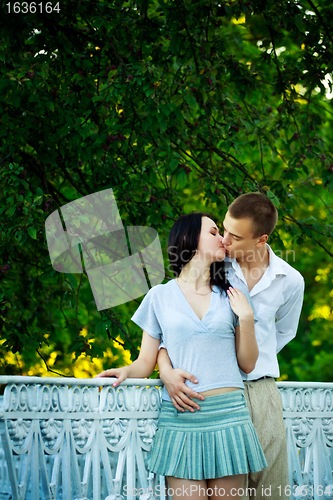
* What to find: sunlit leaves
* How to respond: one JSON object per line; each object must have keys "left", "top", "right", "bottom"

{"left": 0, "top": 0, "right": 332, "bottom": 379}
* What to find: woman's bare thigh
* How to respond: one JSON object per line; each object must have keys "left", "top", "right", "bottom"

{"left": 208, "top": 475, "right": 246, "bottom": 500}
{"left": 166, "top": 477, "right": 208, "bottom": 500}
{"left": 166, "top": 475, "right": 246, "bottom": 499}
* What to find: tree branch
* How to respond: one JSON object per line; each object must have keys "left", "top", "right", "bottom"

{"left": 36, "top": 349, "right": 71, "bottom": 377}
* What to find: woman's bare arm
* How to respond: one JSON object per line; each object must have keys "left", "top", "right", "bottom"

{"left": 227, "top": 287, "right": 259, "bottom": 373}
{"left": 95, "top": 331, "right": 160, "bottom": 386}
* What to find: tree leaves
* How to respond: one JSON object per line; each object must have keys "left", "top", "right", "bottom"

{"left": 0, "top": 0, "right": 332, "bottom": 380}
{"left": 27, "top": 227, "right": 37, "bottom": 240}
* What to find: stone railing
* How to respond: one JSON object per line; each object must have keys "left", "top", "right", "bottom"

{"left": 0, "top": 377, "right": 332, "bottom": 500}
{"left": 277, "top": 382, "right": 333, "bottom": 500}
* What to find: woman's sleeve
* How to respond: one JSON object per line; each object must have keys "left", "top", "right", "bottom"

{"left": 131, "top": 288, "right": 162, "bottom": 340}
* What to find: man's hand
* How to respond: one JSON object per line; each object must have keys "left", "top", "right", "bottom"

{"left": 161, "top": 367, "right": 205, "bottom": 412}
{"left": 157, "top": 347, "right": 204, "bottom": 412}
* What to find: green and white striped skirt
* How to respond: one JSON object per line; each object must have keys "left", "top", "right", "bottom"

{"left": 147, "top": 389, "right": 267, "bottom": 480}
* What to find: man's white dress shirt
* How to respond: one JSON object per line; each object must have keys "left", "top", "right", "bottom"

{"left": 225, "top": 244, "right": 305, "bottom": 381}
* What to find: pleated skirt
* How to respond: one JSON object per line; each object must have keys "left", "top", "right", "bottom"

{"left": 147, "top": 389, "right": 267, "bottom": 480}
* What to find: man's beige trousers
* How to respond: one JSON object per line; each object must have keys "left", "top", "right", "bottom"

{"left": 242, "top": 378, "right": 290, "bottom": 500}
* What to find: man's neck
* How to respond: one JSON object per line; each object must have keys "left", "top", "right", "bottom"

{"left": 236, "top": 245, "right": 269, "bottom": 269}
{"left": 235, "top": 246, "right": 270, "bottom": 291}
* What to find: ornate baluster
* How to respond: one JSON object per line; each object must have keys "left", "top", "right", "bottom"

{"left": 2, "top": 379, "right": 332, "bottom": 500}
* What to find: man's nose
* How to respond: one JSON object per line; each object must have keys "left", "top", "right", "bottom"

{"left": 222, "top": 233, "right": 231, "bottom": 245}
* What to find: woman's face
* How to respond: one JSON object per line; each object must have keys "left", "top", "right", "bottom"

{"left": 196, "top": 217, "right": 225, "bottom": 263}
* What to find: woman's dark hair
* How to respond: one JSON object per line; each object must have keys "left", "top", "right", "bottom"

{"left": 167, "top": 212, "right": 231, "bottom": 295}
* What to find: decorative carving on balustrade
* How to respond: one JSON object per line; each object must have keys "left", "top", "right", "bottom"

{"left": 1, "top": 380, "right": 333, "bottom": 500}
{"left": 0, "top": 378, "right": 163, "bottom": 500}
{"left": 277, "top": 383, "right": 333, "bottom": 500}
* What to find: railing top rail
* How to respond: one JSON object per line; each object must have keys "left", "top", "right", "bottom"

{"left": 0, "top": 376, "right": 332, "bottom": 388}
{"left": 276, "top": 381, "right": 333, "bottom": 388}
{"left": 0, "top": 376, "right": 163, "bottom": 387}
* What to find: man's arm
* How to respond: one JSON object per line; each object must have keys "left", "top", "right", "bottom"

{"left": 157, "top": 348, "right": 204, "bottom": 412}
{"left": 275, "top": 276, "right": 305, "bottom": 353}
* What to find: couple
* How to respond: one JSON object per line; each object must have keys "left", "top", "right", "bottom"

{"left": 96, "top": 192, "right": 304, "bottom": 500}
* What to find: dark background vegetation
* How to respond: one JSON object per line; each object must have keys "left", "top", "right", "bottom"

{"left": 0, "top": 0, "right": 332, "bottom": 381}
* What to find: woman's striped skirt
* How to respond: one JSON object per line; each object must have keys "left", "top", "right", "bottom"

{"left": 147, "top": 389, "right": 267, "bottom": 480}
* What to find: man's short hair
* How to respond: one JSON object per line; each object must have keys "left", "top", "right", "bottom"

{"left": 228, "top": 192, "right": 278, "bottom": 238}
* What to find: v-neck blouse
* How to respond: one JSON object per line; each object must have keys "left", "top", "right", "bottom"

{"left": 131, "top": 279, "right": 255, "bottom": 401}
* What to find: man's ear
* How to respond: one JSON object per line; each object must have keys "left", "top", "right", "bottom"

{"left": 256, "top": 234, "right": 268, "bottom": 247}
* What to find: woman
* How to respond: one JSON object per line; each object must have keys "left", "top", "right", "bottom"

{"left": 96, "top": 212, "right": 267, "bottom": 499}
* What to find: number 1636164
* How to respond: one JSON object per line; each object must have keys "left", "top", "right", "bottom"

{"left": 277, "top": 485, "right": 333, "bottom": 496}
{"left": 6, "top": 2, "right": 60, "bottom": 13}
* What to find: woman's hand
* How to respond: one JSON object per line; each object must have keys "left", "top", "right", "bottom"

{"left": 95, "top": 366, "right": 130, "bottom": 387}
{"left": 94, "top": 331, "right": 160, "bottom": 387}
{"left": 227, "top": 287, "right": 254, "bottom": 321}
{"left": 228, "top": 288, "right": 258, "bottom": 373}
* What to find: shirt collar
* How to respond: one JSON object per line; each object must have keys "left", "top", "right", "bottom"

{"left": 266, "top": 244, "right": 287, "bottom": 277}
{"left": 224, "top": 244, "right": 286, "bottom": 278}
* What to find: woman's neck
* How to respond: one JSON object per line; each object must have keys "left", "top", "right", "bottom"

{"left": 178, "top": 261, "right": 211, "bottom": 289}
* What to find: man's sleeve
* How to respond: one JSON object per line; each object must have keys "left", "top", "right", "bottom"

{"left": 275, "top": 276, "right": 305, "bottom": 353}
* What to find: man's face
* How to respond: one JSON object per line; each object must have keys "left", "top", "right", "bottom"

{"left": 222, "top": 212, "right": 266, "bottom": 261}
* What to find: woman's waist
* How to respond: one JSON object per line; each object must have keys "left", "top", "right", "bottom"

{"left": 200, "top": 387, "right": 240, "bottom": 397}
{"left": 161, "top": 377, "right": 244, "bottom": 403}
{"left": 158, "top": 389, "right": 250, "bottom": 428}
{"left": 169, "top": 359, "right": 244, "bottom": 388}
{"left": 184, "top": 376, "right": 244, "bottom": 393}
{"left": 161, "top": 379, "right": 244, "bottom": 402}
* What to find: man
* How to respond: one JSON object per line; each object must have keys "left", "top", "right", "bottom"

{"left": 157, "top": 192, "right": 304, "bottom": 500}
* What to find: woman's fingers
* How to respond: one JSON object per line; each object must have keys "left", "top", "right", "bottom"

{"left": 227, "top": 287, "right": 245, "bottom": 303}
{"left": 94, "top": 370, "right": 114, "bottom": 378}
{"left": 112, "top": 370, "right": 128, "bottom": 387}
{"left": 94, "top": 368, "right": 126, "bottom": 387}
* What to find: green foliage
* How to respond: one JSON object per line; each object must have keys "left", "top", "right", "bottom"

{"left": 0, "top": 0, "right": 332, "bottom": 380}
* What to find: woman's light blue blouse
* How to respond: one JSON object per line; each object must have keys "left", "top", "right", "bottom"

{"left": 131, "top": 279, "right": 257, "bottom": 402}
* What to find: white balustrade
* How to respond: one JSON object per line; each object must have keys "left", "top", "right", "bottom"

{"left": 0, "top": 378, "right": 332, "bottom": 500}
{"left": 0, "top": 377, "right": 164, "bottom": 500}
{"left": 277, "top": 382, "right": 333, "bottom": 500}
